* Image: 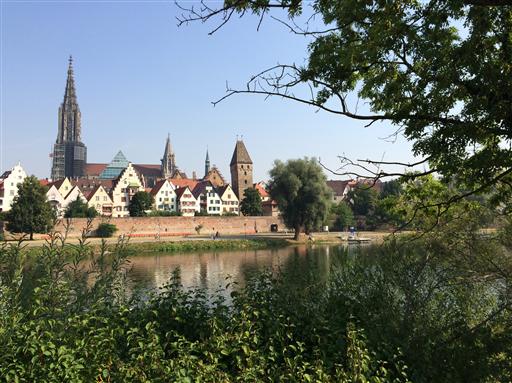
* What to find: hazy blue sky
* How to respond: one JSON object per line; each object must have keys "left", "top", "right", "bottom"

{"left": 1, "top": 1, "right": 418, "bottom": 181}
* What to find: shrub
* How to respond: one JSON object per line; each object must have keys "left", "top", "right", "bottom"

{"left": 147, "top": 210, "right": 181, "bottom": 217}
{"left": 96, "top": 223, "right": 117, "bottom": 238}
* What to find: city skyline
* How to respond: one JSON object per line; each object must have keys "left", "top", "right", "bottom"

{"left": 1, "top": 2, "right": 419, "bottom": 182}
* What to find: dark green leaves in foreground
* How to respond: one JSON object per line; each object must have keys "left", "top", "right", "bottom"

{"left": 1, "top": 215, "right": 512, "bottom": 382}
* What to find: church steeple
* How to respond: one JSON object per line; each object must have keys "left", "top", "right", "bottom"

{"left": 204, "top": 148, "right": 210, "bottom": 177}
{"left": 161, "top": 133, "right": 176, "bottom": 178}
{"left": 57, "top": 55, "right": 81, "bottom": 143}
{"left": 51, "top": 56, "right": 87, "bottom": 180}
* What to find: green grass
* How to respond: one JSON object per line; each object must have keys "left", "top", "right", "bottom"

{"left": 119, "top": 238, "right": 289, "bottom": 254}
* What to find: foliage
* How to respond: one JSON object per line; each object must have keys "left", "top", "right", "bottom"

{"left": 346, "top": 187, "right": 379, "bottom": 229}
{"left": 392, "top": 175, "right": 493, "bottom": 231}
{"left": 347, "top": 187, "right": 378, "bottom": 217}
{"left": 95, "top": 223, "right": 118, "bottom": 238}
{"left": 64, "top": 196, "right": 98, "bottom": 218}
{"left": 129, "top": 191, "right": 154, "bottom": 217}
{"left": 195, "top": 209, "right": 209, "bottom": 216}
{"left": 0, "top": 236, "right": 413, "bottom": 383}
{"left": 5, "top": 176, "right": 55, "bottom": 240}
{"left": 380, "top": 179, "right": 403, "bottom": 199}
{"left": 240, "top": 187, "right": 263, "bottom": 216}
{"left": 123, "top": 238, "right": 288, "bottom": 254}
{"left": 269, "top": 158, "right": 332, "bottom": 239}
{"left": 179, "top": 0, "right": 512, "bottom": 205}
{"left": 147, "top": 210, "right": 181, "bottom": 217}
{"left": 2, "top": 215, "right": 512, "bottom": 382}
{"left": 222, "top": 211, "right": 239, "bottom": 217}
{"left": 329, "top": 202, "right": 354, "bottom": 231}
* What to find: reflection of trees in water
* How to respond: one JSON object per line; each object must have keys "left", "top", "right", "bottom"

{"left": 125, "top": 245, "right": 356, "bottom": 299}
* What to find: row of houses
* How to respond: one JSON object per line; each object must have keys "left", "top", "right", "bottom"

{"left": 0, "top": 162, "right": 280, "bottom": 218}
{"left": 1, "top": 162, "right": 372, "bottom": 219}
{"left": 44, "top": 163, "right": 244, "bottom": 217}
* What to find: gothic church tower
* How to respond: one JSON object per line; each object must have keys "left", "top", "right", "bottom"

{"left": 51, "top": 56, "right": 87, "bottom": 180}
{"left": 161, "top": 134, "right": 176, "bottom": 178}
{"left": 204, "top": 149, "right": 210, "bottom": 178}
{"left": 230, "top": 139, "right": 253, "bottom": 199}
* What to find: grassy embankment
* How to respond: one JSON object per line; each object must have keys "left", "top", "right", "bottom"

{"left": 16, "top": 237, "right": 290, "bottom": 258}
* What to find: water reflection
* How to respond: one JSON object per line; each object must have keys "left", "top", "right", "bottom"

{"left": 126, "top": 245, "right": 353, "bottom": 294}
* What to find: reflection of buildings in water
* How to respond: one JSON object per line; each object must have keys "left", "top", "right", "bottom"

{"left": 127, "top": 245, "right": 347, "bottom": 294}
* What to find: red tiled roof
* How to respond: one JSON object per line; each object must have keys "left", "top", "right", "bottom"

{"left": 150, "top": 179, "right": 167, "bottom": 196}
{"left": 175, "top": 186, "right": 192, "bottom": 199}
{"left": 170, "top": 178, "right": 198, "bottom": 190}
{"left": 39, "top": 179, "right": 50, "bottom": 187}
{"left": 72, "top": 178, "right": 114, "bottom": 192}
{"left": 48, "top": 179, "right": 66, "bottom": 189}
{"left": 84, "top": 163, "right": 107, "bottom": 176}
{"left": 133, "top": 164, "right": 162, "bottom": 178}
{"left": 254, "top": 182, "right": 269, "bottom": 198}
{"left": 85, "top": 185, "right": 102, "bottom": 201}
{"left": 326, "top": 180, "right": 350, "bottom": 197}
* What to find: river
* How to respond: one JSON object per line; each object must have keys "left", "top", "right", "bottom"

{"left": 125, "top": 244, "right": 356, "bottom": 294}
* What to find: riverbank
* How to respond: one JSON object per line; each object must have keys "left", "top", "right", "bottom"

{"left": 11, "top": 231, "right": 395, "bottom": 258}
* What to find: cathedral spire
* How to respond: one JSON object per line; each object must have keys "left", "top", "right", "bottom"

{"left": 204, "top": 148, "right": 210, "bottom": 177}
{"left": 51, "top": 56, "right": 87, "bottom": 180}
{"left": 161, "top": 133, "right": 176, "bottom": 178}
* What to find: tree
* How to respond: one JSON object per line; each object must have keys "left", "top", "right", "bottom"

{"left": 330, "top": 201, "right": 354, "bottom": 231}
{"left": 64, "top": 197, "right": 98, "bottom": 218}
{"left": 178, "top": 1, "right": 512, "bottom": 205}
{"left": 347, "top": 187, "right": 378, "bottom": 217}
{"left": 128, "top": 191, "right": 154, "bottom": 217}
{"left": 269, "top": 158, "right": 331, "bottom": 240}
{"left": 240, "top": 187, "right": 263, "bottom": 216}
{"left": 5, "top": 176, "right": 55, "bottom": 240}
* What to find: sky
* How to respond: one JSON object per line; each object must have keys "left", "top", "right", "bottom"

{"left": 1, "top": 0, "right": 419, "bottom": 182}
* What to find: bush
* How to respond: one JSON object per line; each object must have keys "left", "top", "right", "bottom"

{"left": 95, "top": 223, "right": 117, "bottom": 238}
{"left": 147, "top": 210, "right": 181, "bottom": 217}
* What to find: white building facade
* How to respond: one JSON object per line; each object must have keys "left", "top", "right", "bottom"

{"left": 0, "top": 163, "right": 28, "bottom": 212}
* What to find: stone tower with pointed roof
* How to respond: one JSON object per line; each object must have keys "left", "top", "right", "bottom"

{"left": 204, "top": 149, "right": 210, "bottom": 178}
{"left": 161, "top": 134, "right": 176, "bottom": 178}
{"left": 51, "top": 56, "right": 87, "bottom": 180}
{"left": 230, "top": 139, "right": 253, "bottom": 199}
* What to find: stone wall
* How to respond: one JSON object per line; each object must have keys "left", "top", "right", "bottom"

{"left": 45, "top": 216, "right": 283, "bottom": 238}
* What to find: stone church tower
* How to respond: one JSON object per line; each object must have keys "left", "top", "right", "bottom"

{"left": 204, "top": 149, "right": 210, "bottom": 178}
{"left": 161, "top": 134, "right": 176, "bottom": 178}
{"left": 230, "top": 140, "right": 253, "bottom": 199}
{"left": 51, "top": 56, "right": 87, "bottom": 180}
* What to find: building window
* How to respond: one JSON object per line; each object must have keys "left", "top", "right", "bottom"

{"left": 244, "top": 180, "right": 248, "bottom": 184}
{"left": 96, "top": 196, "right": 100, "bottom": 201}
{"left": 121, "top": 197, "right": 126, "bottom": 202}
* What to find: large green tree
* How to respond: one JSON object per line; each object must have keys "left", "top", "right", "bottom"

{"left": 269, "top": 158, "right": 331, "bottom": 240}
{"left": 329, "top": 201, "right": 354, "bottom": 231}
{"left": 240, "top": 187, "right": 263, "bottom": 216}
{"left": 64, "top": 197, "right": 98, "bottom": 218}
{"left": 129, "top": 191, "right": 154, "bottom": 217}
{"left": 6, "top": 176, "right": 55, "bottom": 240}
{"left": 179, "top": 1, "right": 512, "bottom": 203}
